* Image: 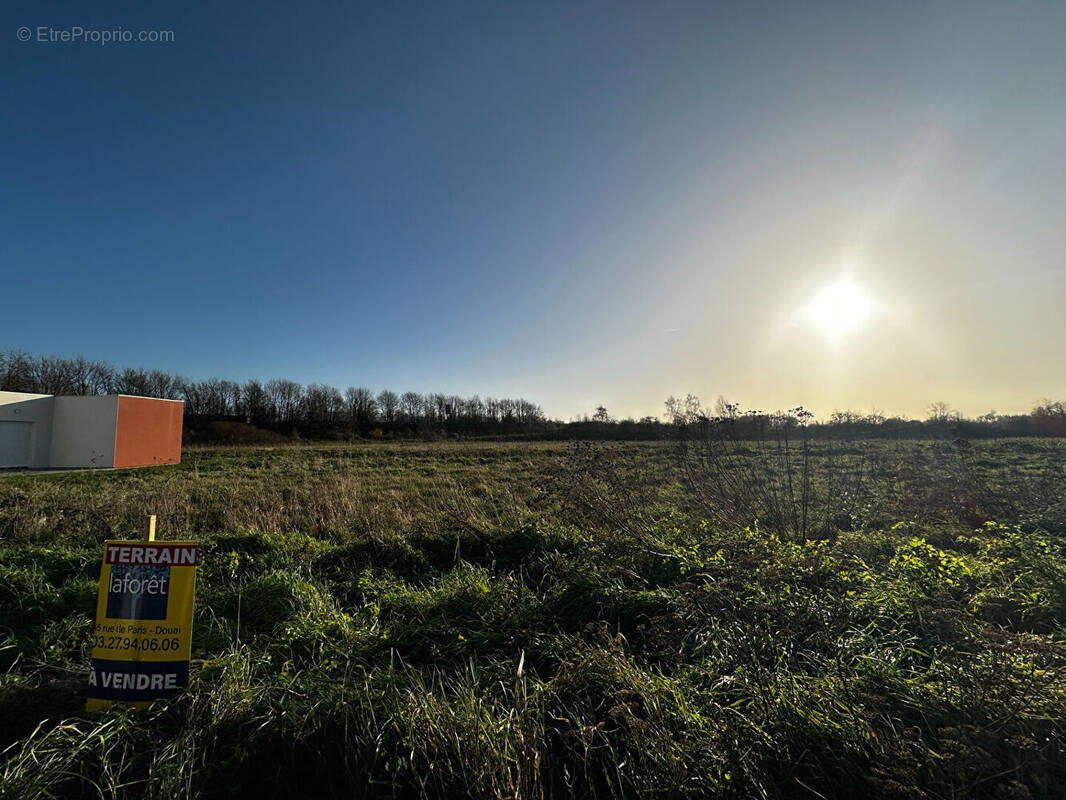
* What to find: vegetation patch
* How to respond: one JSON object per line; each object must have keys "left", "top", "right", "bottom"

{"left": 1, "top": 440, "right": 1065, "bottom": 798}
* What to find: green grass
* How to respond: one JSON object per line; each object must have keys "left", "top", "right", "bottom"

{"left": 1, "top": 440, "right": 1066, "bottom": 798}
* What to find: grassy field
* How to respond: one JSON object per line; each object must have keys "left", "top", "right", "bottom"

{"left": 2, "top": 440, "right": 1066, "bottom": 798}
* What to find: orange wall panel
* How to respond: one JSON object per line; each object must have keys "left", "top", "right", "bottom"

{"left": 114, "top": 396, "right": 183, "bottom": 469}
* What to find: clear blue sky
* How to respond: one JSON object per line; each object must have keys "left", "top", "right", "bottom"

{"left": 3, "top": 1, "right": 1064, "bottom": 419}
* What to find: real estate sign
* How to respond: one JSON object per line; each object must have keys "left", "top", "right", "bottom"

{"left": 86, "top": 541, "right": 198, "bottom": 710}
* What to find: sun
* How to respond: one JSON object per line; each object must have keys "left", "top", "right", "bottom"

{"left": 807, "top": 282, "right": 870, "bottom": 336}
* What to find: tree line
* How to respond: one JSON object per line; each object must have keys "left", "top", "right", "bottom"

{"left": 0, "top": 350, "right": 545, "bottom": 439}
{"left": 660, "top": 395, "right": 1066, "bottom": 440}
{"left": 3, "top": 350, "right": 1065, "bottom": 441}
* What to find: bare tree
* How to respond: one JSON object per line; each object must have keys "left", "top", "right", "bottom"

{"left": 927, "top": 401, "right": 957, "bottom": 424}
{"left": 345, "top": 387, "right": 377, "bottom": 435}
{"left": 400, "top": 391, "right": 423, "bottom": 424}
{"left": 266, "top": 379, "right": 303, "bottom": 430}
{"left": 243, "top": 380, "right": 274, "bottom": 427}
{"left": 377, "top": 389, "right": 399, "bottom": 425}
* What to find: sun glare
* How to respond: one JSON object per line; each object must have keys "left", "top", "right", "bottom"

{"left": 807, "top": 282, "right": 870, "bottom": 337}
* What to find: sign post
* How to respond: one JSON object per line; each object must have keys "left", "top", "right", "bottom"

{"left": 86, "top": 517, "right": 198, "bottom": 710}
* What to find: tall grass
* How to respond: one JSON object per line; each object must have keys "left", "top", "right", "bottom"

{"left": 1, "top": 440, "right": 1066, "bottom": 798}
{"left": 0, "top": 443, "right": 559, "bottom": 543}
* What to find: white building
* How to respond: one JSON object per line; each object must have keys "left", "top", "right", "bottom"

{"left": 0, "top": 391, "right": 183, "bottom": 470}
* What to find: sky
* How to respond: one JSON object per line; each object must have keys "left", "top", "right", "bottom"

{"left": 2, "top": 1, "right": 1064, "bottom": 421}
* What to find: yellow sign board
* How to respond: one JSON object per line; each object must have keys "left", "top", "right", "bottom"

{"left": 86, "top": 540, "right": 199, "bottom": 710}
